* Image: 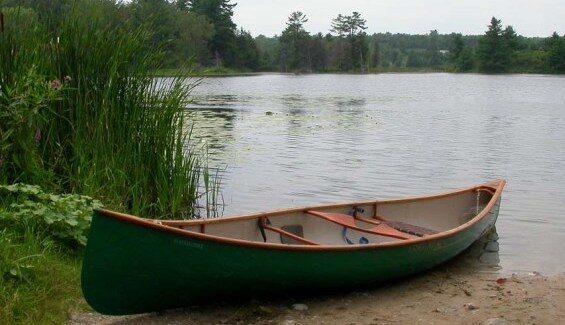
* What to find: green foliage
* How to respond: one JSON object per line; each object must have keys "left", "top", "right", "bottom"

{"left": 477, "top": 17, "right": 518, "bottom": 72}
{"left": 0, "top": 1, "right": 219, "bottom": 219}
{"left": 546, "top": 32, "right": 565, "bottom": 73}
{"left": 279, "top": 11, "right": 311, "bottom": 72}
{"left": 234, "top": 28, "right": 260, "bottom": 70}
{"left": 0, "top": 8, "right": 56, "bottom": 184}
{"left": 4, "top": 1, "right": 560, "bottom": 74}
{"left": 0, "top": 68, "right": 59, "bottom": 184}
{"left": 176, "top": 12, "right": 215, "bottom": 66}
{"left": 186, "top": 0, "right": 238, "bottom": 66}
{"left": 330, "top": 12, "right": 368, "bottom": 72}
{"left": 0, "top": 229, "right": 83, "bottom": 324}
{"left": 129, "top": 0, "right": 215, "bottom": 67}
{"left": 0, "top": 184, "right": 102, "bottom": 246}
{"left": 427, "top": 30, "right": 443, "bottom": 67}
{"left": 0, "top": 230, "right": 42, "bottom": 283}
{"left": 449, "top": 33, "right": 475, "bottom": 72}
{"left": 0, "top": 184, "right": 85, "bottom": 322}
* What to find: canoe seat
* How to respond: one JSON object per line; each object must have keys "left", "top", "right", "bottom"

{"left": 305, "top": 211, "right": 410, "bottom": 240}
{"left": 381, "top": 220, "right": 438, "bottom": 237}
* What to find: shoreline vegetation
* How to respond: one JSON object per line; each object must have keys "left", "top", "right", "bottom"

{"left": 0, "top": 0, "right": 563, "bottom": 323}
{"left": 0, "top": 1, "right": 219, "bottom": 323}
{"left": 153, "top": 66, "right": 558, "bottom": 78}
{"left": 153, "top": 66, "right": 446, "bottom": 77}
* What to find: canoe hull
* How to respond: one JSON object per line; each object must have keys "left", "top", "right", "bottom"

{"left": 82, "top": 198, "right": 501, "bottom": 315}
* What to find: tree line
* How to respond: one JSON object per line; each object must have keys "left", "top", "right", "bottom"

{"left": 262, "top": 13, "right": 565, "bottom": 74}
{"left": 1, "top": 0, "right": 564, "bottom": 74}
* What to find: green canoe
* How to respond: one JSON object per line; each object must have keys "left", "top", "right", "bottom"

{"left": 82, "top": 180, "right": 505, "bottom": 315}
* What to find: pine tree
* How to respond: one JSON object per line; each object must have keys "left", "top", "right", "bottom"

{"left": 477, "top": 17, "right": 517, "bottom": 72}
{"left": 279, "top": 11, "right": 311, "bottom": 72}
{"left": 547, "top": 32, "right": 565, "bottom": 73}
{"left": 330, "top": 12, "right": 367, "bottom": 72}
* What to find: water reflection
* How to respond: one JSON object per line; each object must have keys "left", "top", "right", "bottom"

{"left": 188, "top": 108, "right": 237, "bottom": 161}
{"left": 466, "top": 229, "right": 501, "bottom": 271}
{"left": 191, "top": 94, "right": 239, "bottom": 108}
{"left": 280, "top": 94, "right": 307, "bottom": 109}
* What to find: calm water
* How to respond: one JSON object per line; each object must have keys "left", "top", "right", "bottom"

{"left": 185, "top": 73, "right": 565, "bottom": 275}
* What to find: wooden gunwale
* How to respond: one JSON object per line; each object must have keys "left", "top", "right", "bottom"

{"left": 94, "top": 179, "right": 505, "bottom": 252}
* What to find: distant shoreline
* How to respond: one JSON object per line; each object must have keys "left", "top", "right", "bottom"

{"left": 153, "top": 68, "right": 564, "bottom": 77}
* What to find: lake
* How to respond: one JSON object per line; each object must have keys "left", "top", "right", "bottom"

{"left": 185, "top": 73, "right": 565, "bottom": 275}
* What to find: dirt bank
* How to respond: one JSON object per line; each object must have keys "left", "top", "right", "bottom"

{"left": 70, "top": 268, "right": 564, "bottom": 325}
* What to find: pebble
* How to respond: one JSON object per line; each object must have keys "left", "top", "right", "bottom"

{"left": 282, "top": 320, "right": 296, "bottom": 325}
{"left": 258, "top": 305, "right": 274, "bottom": 315}
{"left": 496, "top": 278, "right": 507, "bottom": 285}
{"left": 523, "top": 296, "right": 543, "bottom": 303}
{"left": 482, "top": 317, "right": 508, "bottom": 325}
{"left": 464, "top": 303, "right": 479, "bottom": 310}
{"left": 291, "top": 303, "right": 308, "bottom": 311}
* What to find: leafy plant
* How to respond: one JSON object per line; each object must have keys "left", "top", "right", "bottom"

{"left": 0, "top": 184, "right": 103, "bottom": 246}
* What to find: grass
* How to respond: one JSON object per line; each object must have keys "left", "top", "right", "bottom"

{"left": 0, "top": 183, "right": 102, "bottom": 324}
{"left": 0, "top": 229, "right": 84, "bottom": 324}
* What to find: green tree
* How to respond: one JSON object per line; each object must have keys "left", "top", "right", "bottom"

{"left": 367, "top": 40, "right": 380, "bottom": 70}
{"left": 477, "top": 17, "right": 517, "bottom": 72}
{"left": 309, "top": 32, "right": 327, "bottom": 71}
{"left": 449, "top": 33, "right": 464, "bottom": 62}
{"left": 456, "top": 48, "right": 475, "bottom": 72}
{"left": 186, "top": 0, "right": 237, "bottom": 67}
{"left": 279, "top": 11, "right": 311, "bottom": 72}
{"left": 130, "top": 0, "right": 180, "bottom": 67}
{"left": 330, "top": 12, "right": 368, "bottom": 72}
{"left": 175, "top": 12, "right": 215, "bottom": 66}
{"left": 233, "top": 28, "right": 260, "bottom": 70}
{"left": 0, "top": 0, "right": 71, "bottom": 31}
{"left": 449, "top": 33, "right": 474, "bottom": 71}
{"left": 406, "top": 50, "right": 426, "bottom": 68}
{"left": 427, "top": 30, "right": 443, "bottom": 67}
{"left": 546, "top": 32, "right": 565, "bottom": 73}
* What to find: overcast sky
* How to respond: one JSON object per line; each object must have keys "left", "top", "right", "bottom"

{"left": 232, "top": 0, "right": 565, "bottom": 37}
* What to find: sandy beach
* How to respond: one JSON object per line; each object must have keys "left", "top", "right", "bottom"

{"left": 71, "top": 263, "right": 564, "bottom": 324}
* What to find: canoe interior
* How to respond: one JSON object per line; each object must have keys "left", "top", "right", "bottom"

{"left": 160, "top": 185, "right": 495, "bottom": 247}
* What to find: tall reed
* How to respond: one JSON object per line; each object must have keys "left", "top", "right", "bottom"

{"left": 0, "top": 2, "right": 217, "bottom": 218}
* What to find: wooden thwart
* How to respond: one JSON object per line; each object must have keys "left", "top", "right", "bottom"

{"left": 259, "top": 218, "right": 319, "bottom": 245}
{"left": 305, "top": 210, "right": 411, "bottom": 240}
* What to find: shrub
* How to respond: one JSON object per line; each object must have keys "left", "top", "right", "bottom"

{"left": 0, "top": 184, "right": 102, "bottom": 247}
